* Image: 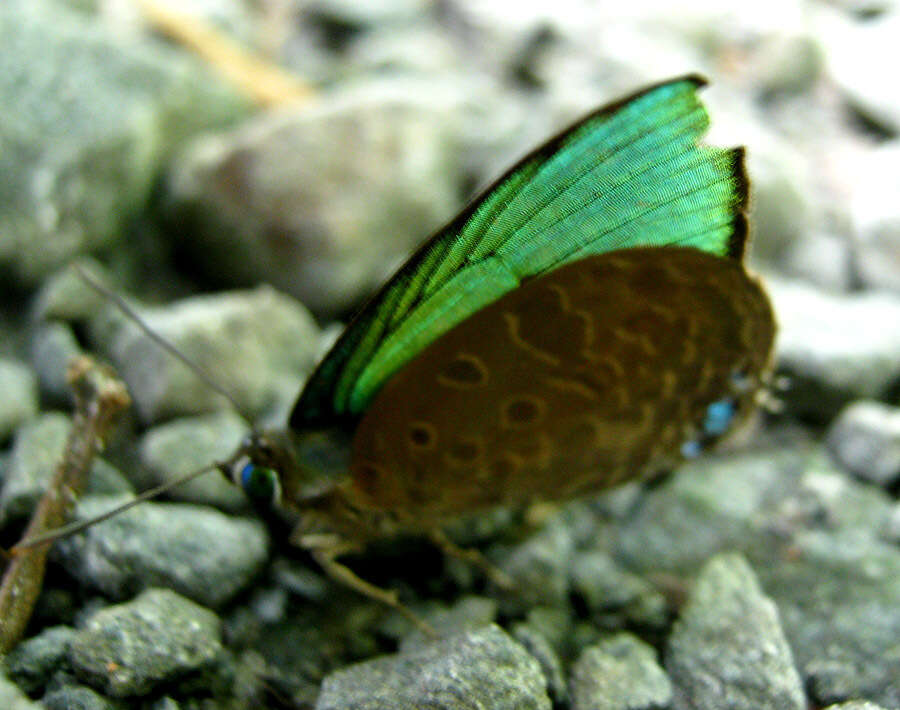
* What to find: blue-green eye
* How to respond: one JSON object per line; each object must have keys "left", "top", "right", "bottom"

{"left": 239, "top": 461, "right": 281, "bottom": 507}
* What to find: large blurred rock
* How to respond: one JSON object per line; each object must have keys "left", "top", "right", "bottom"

{"left": 0, "top": 0, "right": 248, "bottom": 285}
{"left": 164, "top": 80, "right": 468, "bottom": 316}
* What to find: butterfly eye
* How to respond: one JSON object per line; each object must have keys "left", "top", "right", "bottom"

{"left": 239, "top": 461, "right": 281, "bottom": 507}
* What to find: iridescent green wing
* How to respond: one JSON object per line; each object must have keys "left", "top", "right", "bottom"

{"left": 291, "top": 75, "right": 748, "bottom": 430}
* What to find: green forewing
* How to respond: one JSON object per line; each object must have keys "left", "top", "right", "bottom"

{"left": 291, "top": 75, "right": 748, "bottom": 430}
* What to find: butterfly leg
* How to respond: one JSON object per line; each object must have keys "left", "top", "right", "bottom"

{"left": 309, "top": 541, "right": 437, "bottom": 638}
{"left": 427, "top": 528, "right": 515, "bottom": 590}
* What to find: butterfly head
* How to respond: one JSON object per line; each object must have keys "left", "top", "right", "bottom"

{"left": 221, "top": 428, "right": 352, "bottom": 512}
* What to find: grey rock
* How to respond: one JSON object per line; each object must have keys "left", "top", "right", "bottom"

{"left": 851, "top": 143, "right": 900, "bottom": 291}
{"left": 28, "top": 322, "right": 83, "bottom": 405}
{"left": 90, "top": 286, "right": 318, "bottom": 423}
{"left": 823, "top": 703, "right": 891, "bottom": 710}
{"left": 570, "top": 550, "right": 668, "bottom": 630}
{"left": 496, "top": 515, "right": 575, "bottom": 609}
{"left": 767, "top": 275, "right": 900, "bottom": 421}
{"left": 164, "top": 81, "right": 465, "bottom": 316}
{"left": 524, "top": 606, "right": 574, "bottom": 657}
{"left": 0, "top": 670, "right": 42, "bottom": 710}
{"left": 752, "top": 530, "right": 900, "bottom": 707}
{"left": 139, "top": 411, "right": 249, "bottom": 510}
{"left": 616, "top": 447, "right": 810, "bottom": 576}
{"left": 782, "top": 451, "right": 897, "bottom": 533}
{"left": 315, "top": 624, "right": 551, "bottom": 710}
{"left": 511, "top": 623, "right": 566, "bottom": 703}
{"left": 2, "top": 626, "right": 77, "bottom": 694}
{"left": 31, "top": 258, "right": 112, "bottom": 324}
{"left": 666, "top": 553, "right": 805, "bottom": 710}
{"left": 827, "top": 400, "right": 900, "bottom": 488}
{"left": 0, "top": 359, "right": 38, "bottom": 441}
{"left": 55, "top": 496, "right": 269, "bottom": 608}
{"left": 0, "top": 413, "right": 132, "bottom": 525}
{"left": 68, "top": 588, "right": 222, "bottom": 698}
{"left": 0, "top": 0, "right": 247, "bottom": 285}
{"left": 41, "top": 682, "right": 118, "bottom": 710}
{"left": 570, "top": 632, "right": 672, "bottom": 710}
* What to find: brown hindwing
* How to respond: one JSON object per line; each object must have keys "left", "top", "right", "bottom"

{"left": 347, "top": 246, "right": 775, "bottom": 527}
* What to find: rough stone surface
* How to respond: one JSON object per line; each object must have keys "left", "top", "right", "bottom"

{"left": 666, "top": 554, "right": 806, "bottom": 710}
{"left": 752, "top": 530, "right": 900, "bottom": 708}
{"left": 89, "top": 286, "right": 319, "bottom": 423}
{"left": 55, "top": 496, "right": 269, "bottom": 608}
{"left": 2, "top": 626, "right": 77, "bottom": 695}
{"left": 570, "top": 632, "right": 672, "bottom": 710}
{"left": 68, "top": 588, "right": 222, "bottom": 698}
{"left": 827, "top": 400, "right": 900, "bottom": 488}
{"left": 315, "top": 625, "right": 551, "bottom": 710}
{"left": 0, "top": 359, "right": 38, "bottom": 442}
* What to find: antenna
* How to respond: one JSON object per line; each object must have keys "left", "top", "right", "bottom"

{"left": 74, "top": 264, "right": 255, "bottom": 427}
{"left": 10, "top": 462, "right": 223, "bottom": 552}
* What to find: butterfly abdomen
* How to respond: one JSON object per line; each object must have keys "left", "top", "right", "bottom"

{"left": 346, "top": 246, "right": 775, "bottom": 526}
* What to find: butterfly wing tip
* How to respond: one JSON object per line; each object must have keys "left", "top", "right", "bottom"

{"left": 683, "top": 73, "right": 709, "bottom": 88}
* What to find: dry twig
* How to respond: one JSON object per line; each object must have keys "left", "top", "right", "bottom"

{"left": 0, "top": 356, "right": 130, "bottom": 653}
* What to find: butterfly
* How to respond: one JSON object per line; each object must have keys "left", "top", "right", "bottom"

{"left": 222, "top": 75, "right": 776, "bottom": 626}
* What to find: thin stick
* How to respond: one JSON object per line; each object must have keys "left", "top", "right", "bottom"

{"left": 136, "top": 0, "right": 314, "bottom": 107}
{"left": 73, "top": 264, "right": 254, "bottom": 426}
{"left": 0, "top": 357, "right": 130, "bottom": 653}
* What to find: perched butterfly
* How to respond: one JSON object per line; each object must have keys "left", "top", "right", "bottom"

{"left": 221, "top": 75, "right": 775, "bottom": 625}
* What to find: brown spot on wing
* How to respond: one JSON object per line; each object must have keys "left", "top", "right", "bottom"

{"left": 438, "top": 353, "right": 489, "bottom": 388}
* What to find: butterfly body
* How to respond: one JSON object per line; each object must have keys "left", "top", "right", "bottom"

{"left": 225, "top": 76, "right": 777, "bottom": 626}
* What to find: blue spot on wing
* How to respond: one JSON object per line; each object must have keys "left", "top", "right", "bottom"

{"left": 703, "top": 398, "right": 736, "bottom": 436}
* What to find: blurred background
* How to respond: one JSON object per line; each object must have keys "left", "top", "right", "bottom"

{"left": 3, "top": 0, "right": 899, "bottom": 308}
